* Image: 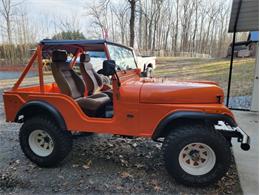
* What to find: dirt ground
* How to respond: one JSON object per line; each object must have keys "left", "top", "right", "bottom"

{"left": 0, "top": 57, "right": 245, "bottom": 194}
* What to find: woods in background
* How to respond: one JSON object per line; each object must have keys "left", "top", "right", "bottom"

{"left": 87, "top": 0, "right": 247, "bottom": 57}
{"left": 0, "top": 0, "right": 248, "bottom": 66}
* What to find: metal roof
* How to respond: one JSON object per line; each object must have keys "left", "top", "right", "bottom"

{"left": 228, "top": 0, "right": 259, "bottom": 32}
{"left": 40, "top": 39, "right": 133, "bottom": 50}
{"left": 40, "top": 39, "right": 106, "bottom": 45}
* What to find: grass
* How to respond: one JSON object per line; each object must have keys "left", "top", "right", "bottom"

{"left": 154, "top": 57, "right": 256, "bottom": 97}
{"left": 0, "top": 75, "right": 54, "bottom": 90}
{"left": 0, "top": 57, "right": 256, "bottom": 97}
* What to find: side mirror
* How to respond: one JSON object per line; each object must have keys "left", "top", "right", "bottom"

{"left": 103, "top": 60, "right": 116, "bottom": 76}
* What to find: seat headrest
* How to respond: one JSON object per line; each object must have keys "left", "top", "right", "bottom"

{"left": 52, "top": 50, "right": 67, "bottom": 62}
{"left": 80, "top": 53, "right": 90, "bottom": 63}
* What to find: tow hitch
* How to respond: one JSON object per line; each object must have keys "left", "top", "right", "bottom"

{"left": 215, "top": 121, "right": 250, "bottom": 151}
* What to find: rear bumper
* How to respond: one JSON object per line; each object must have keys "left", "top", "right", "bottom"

{"left": 215, "top": 121, "right": 250, "bottom": 151}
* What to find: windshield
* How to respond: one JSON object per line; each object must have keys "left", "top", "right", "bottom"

{"left": 67, "top": 51, "right": 107, "bottom": 71}
{"left": 87, "top": 51, "right": 107, "bottom": 71}
{"left": 107, "top": 44, "right": 137, "bottom": 71}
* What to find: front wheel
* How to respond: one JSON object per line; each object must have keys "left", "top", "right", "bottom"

{"left": 163, "top": 124, "right": 231, "bottom": 187}
{"left": 19, "top": 116, "right": 73, "bottom": 167}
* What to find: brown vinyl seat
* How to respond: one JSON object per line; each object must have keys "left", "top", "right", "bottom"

{"left": 79, "top": 54, "right": 113, "bottom": 100}
{"left": 51, "top": 50, "right": 110, "bottom": 117}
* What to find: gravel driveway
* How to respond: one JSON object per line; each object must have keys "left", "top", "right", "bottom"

{"left": 0, "top": 88, "right": 242, "bottom": 194}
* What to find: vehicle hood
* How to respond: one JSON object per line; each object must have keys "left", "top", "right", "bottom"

{"left": 140, "top": 78, "right": 224, "bottom": 104}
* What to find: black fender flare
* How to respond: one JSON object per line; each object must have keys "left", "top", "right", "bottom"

{"left": 152, "top": 111, "right": 237, "bottom": 140}
{"left": 15, "top": 100, "right": 66, "bottom": 130}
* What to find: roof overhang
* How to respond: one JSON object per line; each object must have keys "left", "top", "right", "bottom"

{"left": 228, "top": 0, "right": 259, "bottom": 32}
{"left": 40, "top": 39, "right": 106, "bottom": 45}
{"left": 39, "top": 39, "right": 133, "bottom": 53}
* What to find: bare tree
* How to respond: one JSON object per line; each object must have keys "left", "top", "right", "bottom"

{"left": 87, "top": 0, "right": 110, "bottom": 39}
{"left": 111, "top": 2, "right": 128, "bottom": 44}
{"left": 137, "top": 0, "right": 142, "bottom": 49}
{"left": 0, "top": 0, "right": 236, "bottom": 66}
{"left": 173, "top": 0, "right": 179, "bottom": 52}
{"left": 128, "top": 0, "right": 136, "bottom": 47}
{"left": 191, "top": 0, "right": 200, "bottom": 55}
{"left": 53, "top": 14, "right": 81, "bottom": 33}
{"left": 0, "top": 0, "right": 21, "bottom": 43}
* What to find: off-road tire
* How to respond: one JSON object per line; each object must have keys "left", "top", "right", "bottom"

{"left": 19, "top": 116, "right": 73, "bottom": 167}
{"left": 163, "top": 124, "right": 231, "bottom": 187}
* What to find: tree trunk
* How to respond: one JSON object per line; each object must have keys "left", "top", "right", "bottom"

{"left": 174, "top": 0, "right": 179, "bottom": 53}
{"left": 192, "top": 1, "right": 198, "bottom": 55}
{"left": 138, "top": 0, "right": 142, "bottom": 49}
{"left": 199, "top": 15, "right": 204, "bottom": 53}
{"left": 144, "top": 15, "right": 148, "bottom": 50}
{"left": 128, "top": 0, "right": 136, "bottom": 47}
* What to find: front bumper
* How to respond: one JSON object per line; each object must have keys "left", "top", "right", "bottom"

{"left": 215, "top": 121, "right": 250, "bottom": 151}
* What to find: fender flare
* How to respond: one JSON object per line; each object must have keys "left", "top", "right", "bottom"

{"left": 152, "top": 111, "right": 237, "bottom": 140}
{"left": 15, "top": 100, "right": 66, "bottom": 130}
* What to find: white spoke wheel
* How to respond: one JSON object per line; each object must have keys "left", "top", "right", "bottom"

{"left": 19, "top": 116, "right": 72, "bottom": 167}
{"left": 163, "top": 124, "right": 232, "bottom": 187}
{"left": 178, "top": 143, "right": 216, "bottom": 175}
{"left": 28, "top": 130, "right": 54, "bottom": 157}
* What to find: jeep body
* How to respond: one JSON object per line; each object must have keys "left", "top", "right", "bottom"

{"left": 2, "top": 39, "right": 250, "bottom": 186}
{"left": 3, "top": 40, "right": 234, "bottom": 137}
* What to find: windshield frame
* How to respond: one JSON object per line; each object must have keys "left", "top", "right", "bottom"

{"left": 106, "top": 43, "right": 138, "bottom": 71}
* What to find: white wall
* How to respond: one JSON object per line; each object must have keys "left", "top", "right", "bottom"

{"left": 251, "top": 43, "right": 259, "bottom": 111}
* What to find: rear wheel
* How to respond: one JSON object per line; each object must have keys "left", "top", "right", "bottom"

{"left": 19, "top": 116, "right": 72, "bottom": 167}
{"left": 163, "top": 124, "right": 231, "bottom": 186}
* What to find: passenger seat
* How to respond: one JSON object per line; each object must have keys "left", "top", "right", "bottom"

{"left": 51, "top": 50, "right": 110, "bottom": 117}
{"left": 79, "top": 53, "right": 113, "bottom": 100}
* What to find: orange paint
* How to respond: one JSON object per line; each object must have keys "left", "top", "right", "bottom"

{"left": 3, "top": 42, "right": 235, "bottom": 138}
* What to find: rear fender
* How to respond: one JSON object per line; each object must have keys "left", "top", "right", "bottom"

{"left": 15, "top": 100, "right": 66, "bottom": 130}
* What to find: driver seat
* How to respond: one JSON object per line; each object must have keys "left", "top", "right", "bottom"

{"left": 51, "top": 50, "right": 110, "bottom": 117}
